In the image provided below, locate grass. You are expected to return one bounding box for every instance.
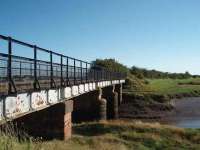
[1,120,200,150]
[124,77,200,100]
[1,77,200,149]
[144,78,200,95]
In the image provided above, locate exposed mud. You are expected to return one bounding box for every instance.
[119,94,200,128]
[119,93,173,121]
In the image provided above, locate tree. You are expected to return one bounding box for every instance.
[92,58,128,73]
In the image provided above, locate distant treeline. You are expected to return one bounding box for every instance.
[130,66,200,79]
[93,59,200,79]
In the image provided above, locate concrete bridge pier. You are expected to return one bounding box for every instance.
[13,100,74,140]
[103,85,119,119]
[97,88,107,121]
[72,88,107,123]
[115,83,123,106]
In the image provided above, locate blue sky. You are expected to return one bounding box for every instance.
[0,0,200,74]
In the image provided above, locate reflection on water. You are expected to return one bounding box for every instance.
[173,119,200,128]
[165,97,200,128]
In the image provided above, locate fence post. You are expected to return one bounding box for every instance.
[50,51,54,88]
[38,64,40,77]
[61,55,63,87]
[30,62,32,77]
[80,61,83,84]
[66,57,69,85]
[101,67,103,81]
[93,66,95,82]
[86,63,88,83]
[8,37,12,94]
[33,45,40,90]
[93,65,95,82]
[73,59,76,85]
[97,69,99,81]
[33,46,37,89]
[19,61,22,78]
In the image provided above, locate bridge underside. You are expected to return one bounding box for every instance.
[0,80,124,122]
[2,81,123,140]
[0,34,126,140]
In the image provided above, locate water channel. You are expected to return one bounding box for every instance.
[164,97,200,128]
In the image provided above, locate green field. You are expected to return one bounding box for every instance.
[1,120,200,150]
[144,78,200,95]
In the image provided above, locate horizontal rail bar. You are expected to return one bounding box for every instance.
[0,34,90,65]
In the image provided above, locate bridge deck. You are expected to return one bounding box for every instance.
[0,34,126,122]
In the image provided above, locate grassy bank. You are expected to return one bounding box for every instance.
[146,78,200,95]
[125,77,200,98]
[120,78,200,120]
[1,120,200,150]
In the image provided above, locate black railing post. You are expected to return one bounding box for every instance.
[60,55,64,87]
[80,61,83,84]
[66,56,69,85]
[73,59,76,85]
[104,69,106,81]
[30,63,32,77]
[47,65,48,76]
[56,66,58,78]
[104,68,106,81]
[8,37,12,93]
[19,61,22,78]
[86,63,88,83]
[105,70,107,80]
[93,66,95,82]
[96,69,98,82]
[38,64,40,77]
[33,45,37,89]
[100,68,103,81]
[107,70,109,80]
[93,66,96,82]
[50,51,54,88]
[101,68,103,81]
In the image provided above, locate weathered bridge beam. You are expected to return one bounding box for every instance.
[0,80,125,122]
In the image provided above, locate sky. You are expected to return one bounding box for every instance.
[0,0,200,74]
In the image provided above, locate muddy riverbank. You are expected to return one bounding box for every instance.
[119,93,200,128]
[119,93,173,120]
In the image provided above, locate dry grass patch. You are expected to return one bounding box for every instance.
[1,119,200,150]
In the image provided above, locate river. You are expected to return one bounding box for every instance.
[163,97,200,128]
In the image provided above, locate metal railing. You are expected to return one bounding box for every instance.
[0,35,126,96]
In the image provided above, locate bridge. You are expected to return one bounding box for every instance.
[0,35,126,140]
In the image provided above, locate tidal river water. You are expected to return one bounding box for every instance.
[163,97,200,128]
